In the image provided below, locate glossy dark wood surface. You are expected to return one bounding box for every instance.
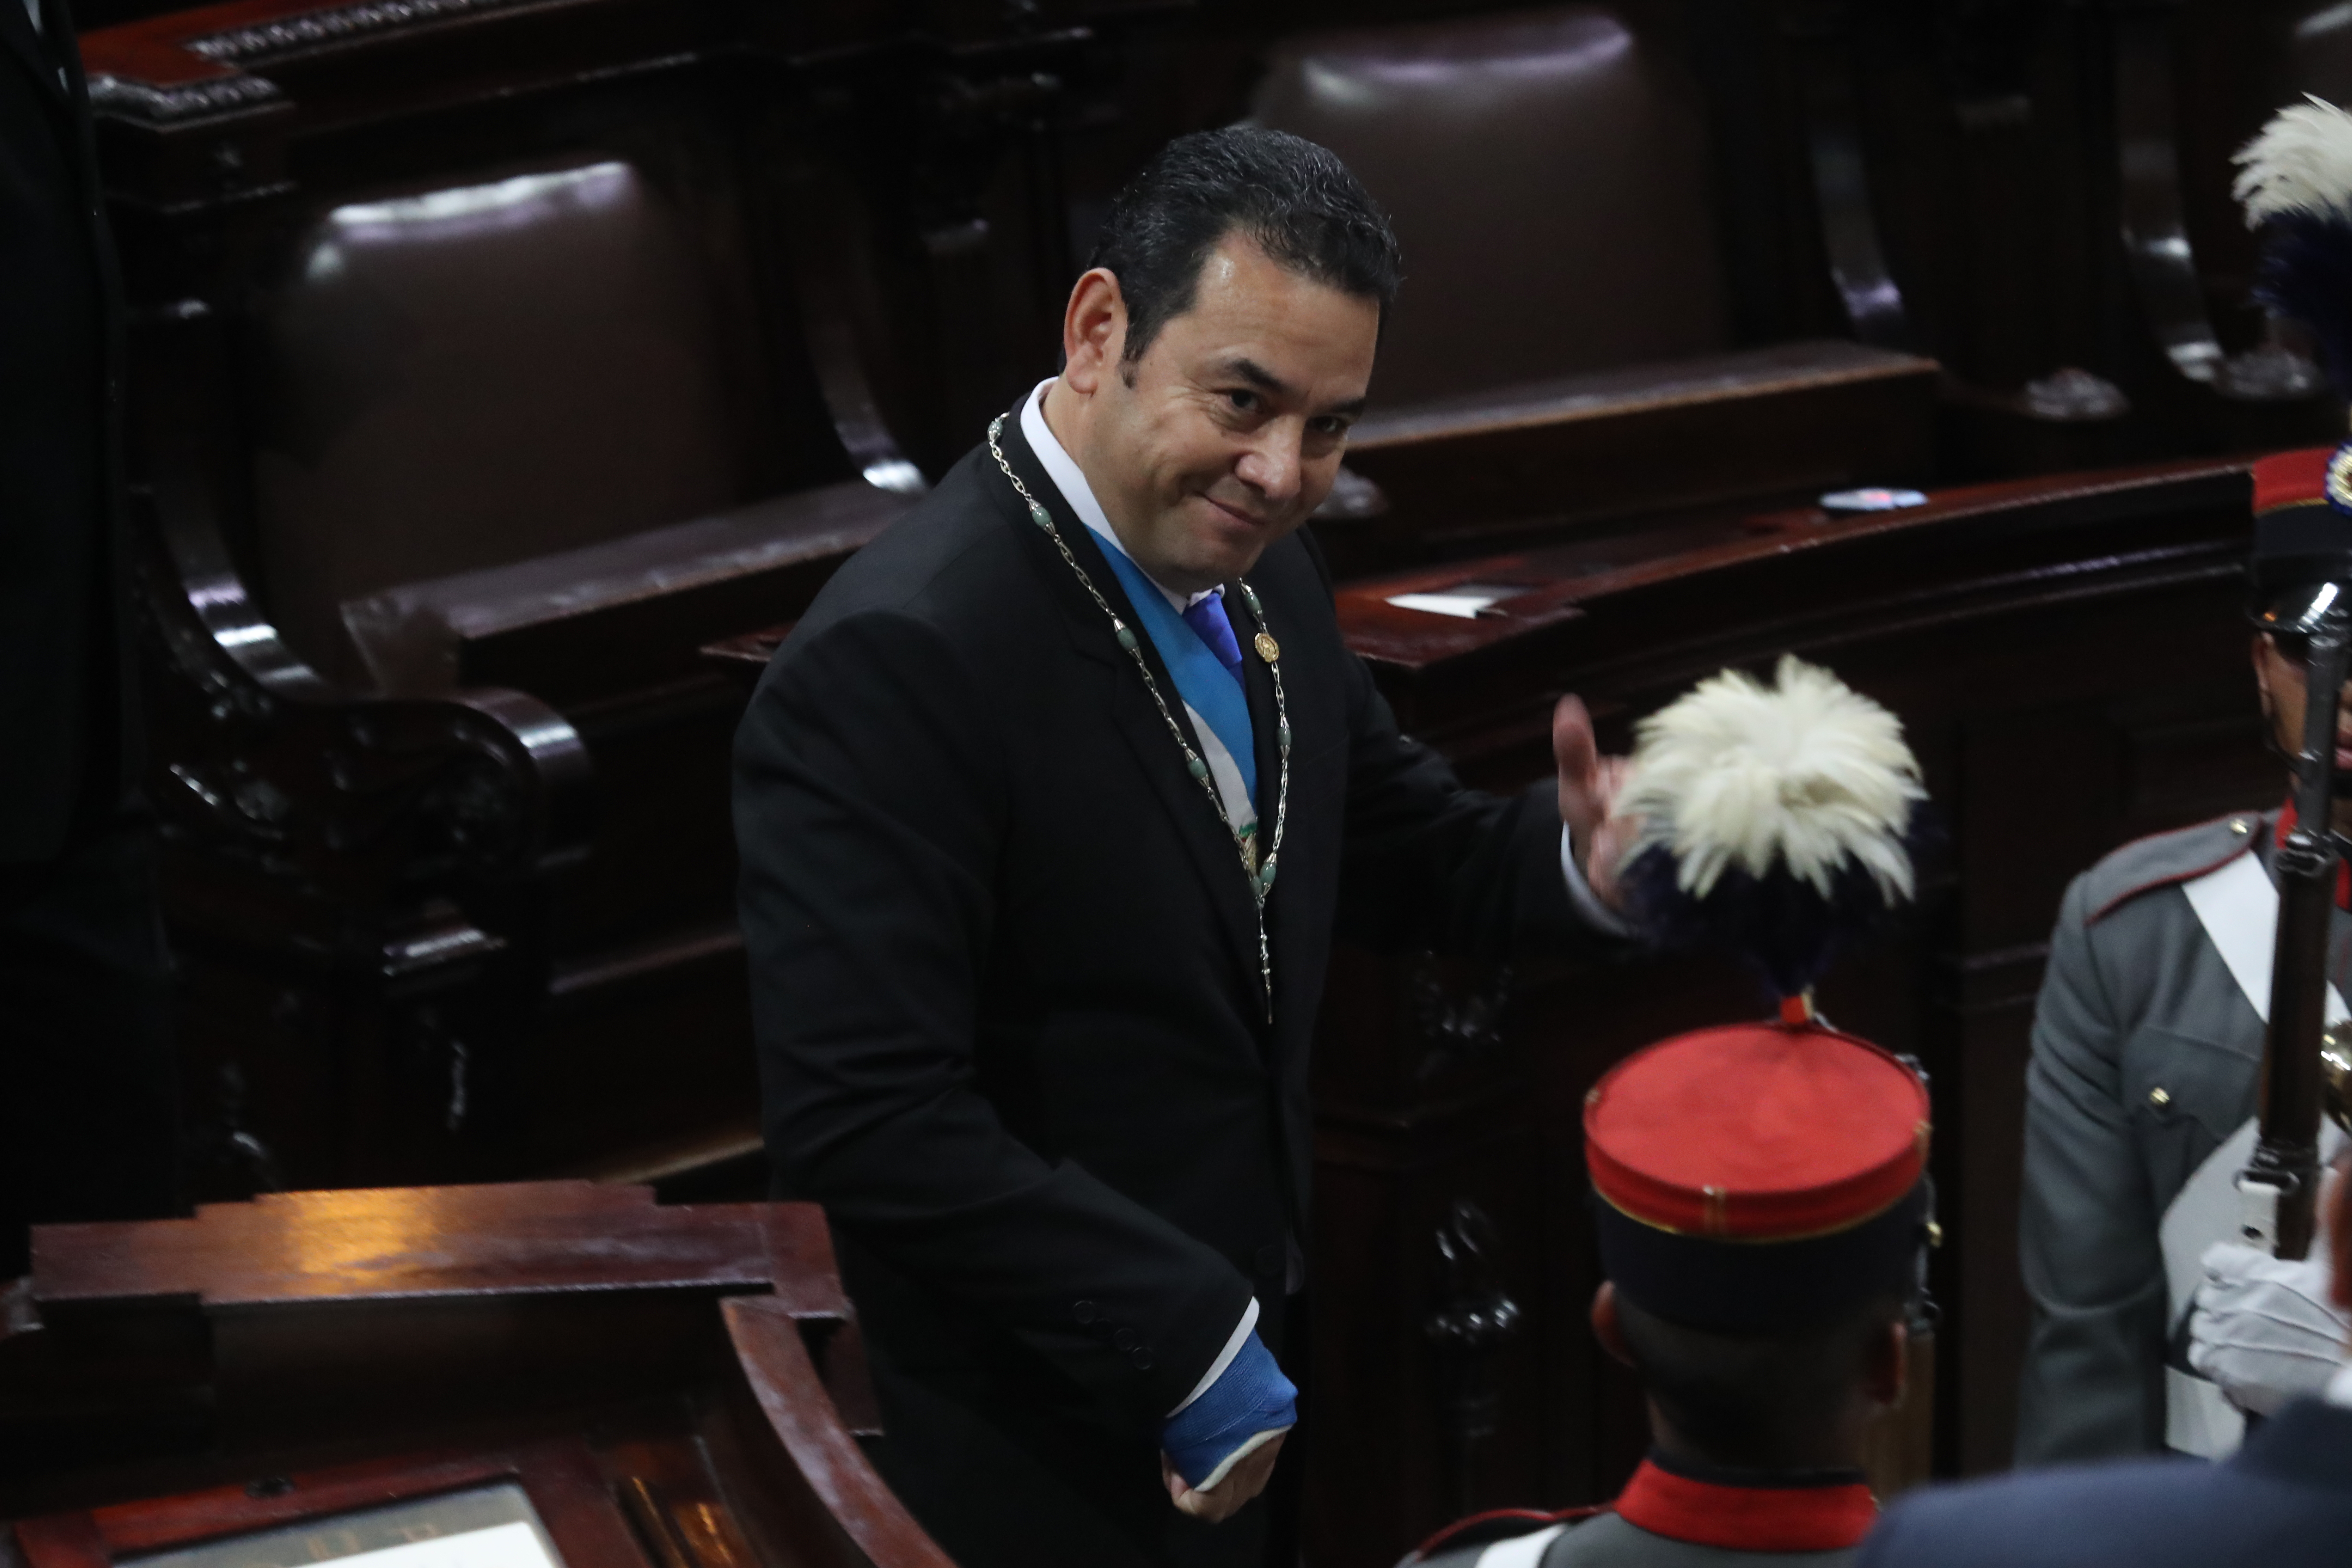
[29,1182,838,1311]
[2,1185,932,1568]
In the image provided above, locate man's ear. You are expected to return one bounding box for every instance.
[1591,1282,1635,1369]
[1060,268,1127,396]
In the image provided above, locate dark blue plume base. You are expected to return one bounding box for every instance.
[1620,806,1933,999]
[2255,211,2352,403]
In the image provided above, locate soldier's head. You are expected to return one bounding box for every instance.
[1583,1014,1935,1473]
[1592,1285,1910,1471]
[2247,448,2352,796]
[1049,127,1401,594]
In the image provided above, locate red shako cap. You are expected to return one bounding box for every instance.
[1584,1021,1930,1240]
[2252,447,2332,515]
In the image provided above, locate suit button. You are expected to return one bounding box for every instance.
[1131,1347,1155,1370]
[1113,1327,1139,1352]
[1253,1243,1283,1279]
[1073,1300,1098,1325]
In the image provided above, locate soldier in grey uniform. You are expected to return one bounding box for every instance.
[2015,445,2352,1464]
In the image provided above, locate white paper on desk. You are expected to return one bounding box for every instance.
[1384,583,1521,619]
[130,1488,567,1568]
[315,1523,559,1568]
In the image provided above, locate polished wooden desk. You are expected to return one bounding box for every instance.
[0,1184,944,1568]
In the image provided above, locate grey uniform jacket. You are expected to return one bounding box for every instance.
[1421,1513,1856,1568]
[2014,806,2352,1463]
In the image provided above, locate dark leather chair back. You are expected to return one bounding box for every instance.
[1251,4,1732,408]
[249,155,754,686]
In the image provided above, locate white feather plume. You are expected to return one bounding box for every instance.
[2233,94,2352,227]
[1616,655,1923,902]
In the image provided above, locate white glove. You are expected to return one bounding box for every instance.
[2187,1236,2351,1415]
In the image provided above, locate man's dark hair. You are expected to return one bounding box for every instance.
[1085,126,1403,366]
[1614,1291,1907,1469]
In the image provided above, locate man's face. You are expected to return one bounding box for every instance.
[1079,234,1378,593]
[2255,632,2352,784]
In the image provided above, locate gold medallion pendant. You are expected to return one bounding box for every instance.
[1255,631,1280,663]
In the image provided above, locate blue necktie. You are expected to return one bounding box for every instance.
[1182,593,1246,692]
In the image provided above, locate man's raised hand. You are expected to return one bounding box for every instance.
[1555,694,1635,910]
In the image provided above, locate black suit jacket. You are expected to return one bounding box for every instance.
[0,0,132,863]
[734,411,1594,1565]
[1860,1396,2352,1568]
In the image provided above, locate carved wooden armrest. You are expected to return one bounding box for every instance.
[132,489,597,902]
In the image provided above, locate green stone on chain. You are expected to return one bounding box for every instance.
[1028,502,1053,529]
[1258,856,1278,891]
[1115,623,1138,652]
[1187,756,1210,780]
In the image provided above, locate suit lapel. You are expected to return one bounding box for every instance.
[987,411,1272,1019]
[1,0,65,110]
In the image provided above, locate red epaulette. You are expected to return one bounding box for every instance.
[2083,811,2268,927]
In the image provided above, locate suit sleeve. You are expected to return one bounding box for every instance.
[1328,647,1596,960]
[2014,872,2167,1463]
[734,608,1251,1427]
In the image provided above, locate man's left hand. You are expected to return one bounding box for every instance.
[1555,695,1636,910]
[1162,1430,1286,1522]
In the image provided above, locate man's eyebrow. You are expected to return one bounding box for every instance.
[1218,357,1292,396]
[1216,357,1368,417]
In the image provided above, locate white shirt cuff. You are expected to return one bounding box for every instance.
[1170,1296,1259,1417]
[1561,827,1634,938]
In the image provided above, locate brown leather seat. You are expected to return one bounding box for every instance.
[248,155,757,689]
[1252,4,1732,409]
[1251,5,1934,561]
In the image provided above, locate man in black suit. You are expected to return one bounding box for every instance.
[0,0,177,1277]
[735,128,1633,1567]
[1859,1152,2352,1568]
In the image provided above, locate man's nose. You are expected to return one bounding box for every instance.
[1234,428,1302,505]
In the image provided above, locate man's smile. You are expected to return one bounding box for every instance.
[1200,493,1275,531]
